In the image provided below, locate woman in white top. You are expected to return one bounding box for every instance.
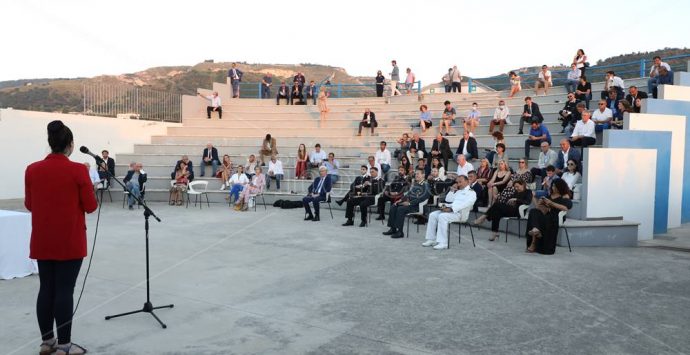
[573,49,587,76]
[561,159,581,190]
[430,157,446,180]
[227,165,249,203]
[509,71,521,98]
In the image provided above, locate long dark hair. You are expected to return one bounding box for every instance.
[47,120,73,154]
[552,178,573,199]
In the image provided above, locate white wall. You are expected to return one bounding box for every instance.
[659,84,690,101]
[625,113,686,228]
[0,109,180,199]
[583,148,657,240]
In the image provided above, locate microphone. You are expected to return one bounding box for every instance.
[80,146,104,163]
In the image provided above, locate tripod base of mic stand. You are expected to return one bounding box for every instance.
[105,302,174,328]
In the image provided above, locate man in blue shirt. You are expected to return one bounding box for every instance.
[524,121,551,160]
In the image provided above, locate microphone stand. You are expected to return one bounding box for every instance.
[89,156,174,329]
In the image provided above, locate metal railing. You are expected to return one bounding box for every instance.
[233,81,422,99]
[469,54,690,91]
[83,84,182,122]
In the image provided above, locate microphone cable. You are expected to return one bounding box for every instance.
[72,187,105,316]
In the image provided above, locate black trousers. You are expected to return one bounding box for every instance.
[303,195,326,217]
[570,137,596,148]
[376,84,384,97]
[346,196,376,221]
[524,139,545,159]
[36,259,83,343]
[276,93,289,105]
[486,203,518,232]
[451,82,461,92]
[377,194,397,216]
[358,121,376,134]
[207,106,222,118]
[387,203,413,231]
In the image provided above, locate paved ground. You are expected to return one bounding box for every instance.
[2,200,690,355]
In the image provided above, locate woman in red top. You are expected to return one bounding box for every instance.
[25,120,97,355]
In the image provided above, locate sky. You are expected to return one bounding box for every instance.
[2,0,689,86]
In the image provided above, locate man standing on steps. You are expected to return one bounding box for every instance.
[198,91,222,119]
[450,65,462,93]
[389,60,401,97]
[261,73,273,99]
[228,63,243,98]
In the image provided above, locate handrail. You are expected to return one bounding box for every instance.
[234,81,422,99]
[468,54,690,91]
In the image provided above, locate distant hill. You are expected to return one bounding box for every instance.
[0,62,373,113]
[473,47,690,90]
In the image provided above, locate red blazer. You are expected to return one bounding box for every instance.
[25,154,98,260]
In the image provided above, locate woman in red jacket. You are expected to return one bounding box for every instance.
[25,120,97,355]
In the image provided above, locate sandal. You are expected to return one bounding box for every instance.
[176,200,183,206]
[55,342,88,355]
[39,338,57,355]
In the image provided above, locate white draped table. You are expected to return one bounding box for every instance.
[0,210,37,280]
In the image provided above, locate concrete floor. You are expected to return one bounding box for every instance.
[2,201,690,355]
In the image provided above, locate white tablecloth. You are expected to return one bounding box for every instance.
[0,210,37,280]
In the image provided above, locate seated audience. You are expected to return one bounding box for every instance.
[415,157,430,178]
[531,141,558,180]
[234,166,265,211]
[592,99,613,131]
[396,133,411,160]
[653,66,674,99]
[455,154,474,177]
[601,71,625,99]
[303,166,332,221]
[276,82,289,105]
[123,162,147,210]
[613,100,633,129]
[366,155,382,178]
[487,159,511,205]
[358,108,378,136]
[490,100,509,133]
[376,166,411,221]
[218,154,233,190]
[305,80,317,105]
[259,134,278,166]
[309,143,327,168]
[467,170,484,211]
[429,157,446,180]
[519,97,544,135]
[440,100,456,136]
[337,166,369,206]
[456,130,478,161]
[555,139,581,175]
[474,179,532,241]
[245,155,258,179]
[526,179,573,254]
[383,170,431,239]
[290,80,304,104]
[569,110,596,153]
[172,155,195,181]
[524,121,551,160]
[200,142,219,177]
[485,131,505,165]
[536,165,559,198]
[342,167,386,227]
[84,162,103,189]
[509,71,522,98]
[647,56,672,95]
[564,64,581,93]
[227,165,249,203]
[171,161,190,206]
[98,150,116,186]
[266,155,284,190]
[400,156,412,176]
[558,93,578,133]
[296,143,308,179]
[407,133,426,160]
[323,153,340,183]
[431,133,452,168]
[464,103,481,135]
[375,141,392,176]
[491,143,509,169]
[606,89,621,122]
[421,175,476,249]
[475,158,492,186]
[561,159,581,190]
[414,105,433,133]
[575,75,592,109]
[625,86,648,114]
[535,65,552,96]
[564,102,586,137]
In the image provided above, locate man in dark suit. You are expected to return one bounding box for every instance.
[519,96,544,134]
[343,167,386,227]
[293,72,306,88]
[358,108,378,136]
[383,170,431,239]
[98,150,116,184]
[228,63,243,98]
[336,166,369,206]
[172,155,195,182]
[123,162,147,210]
[276,82,289,105]
[290,80,304,105]
[455,130,478,161]
[468,170,484,211]
[200,143,219,177]
[305,81,317,105]
[408,133,426,160]
[303,167,332,221]
[376,166,411,220]
[430,133,452,168]
[555,139,582,174]
[625,86,648,113]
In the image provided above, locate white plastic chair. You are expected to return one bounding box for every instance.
[187,181,210,209]
[503,204,530,243]
[404,199,429,237]
[558,210,572,252]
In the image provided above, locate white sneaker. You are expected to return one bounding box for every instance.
[433,244,448,250]
[220,184,226,190]
[421,240,438,247]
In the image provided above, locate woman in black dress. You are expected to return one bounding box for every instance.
[375,70,385,97]
[525,179,572,254]
[474,179,532,241]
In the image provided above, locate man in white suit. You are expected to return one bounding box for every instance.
[421,175,477,250]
